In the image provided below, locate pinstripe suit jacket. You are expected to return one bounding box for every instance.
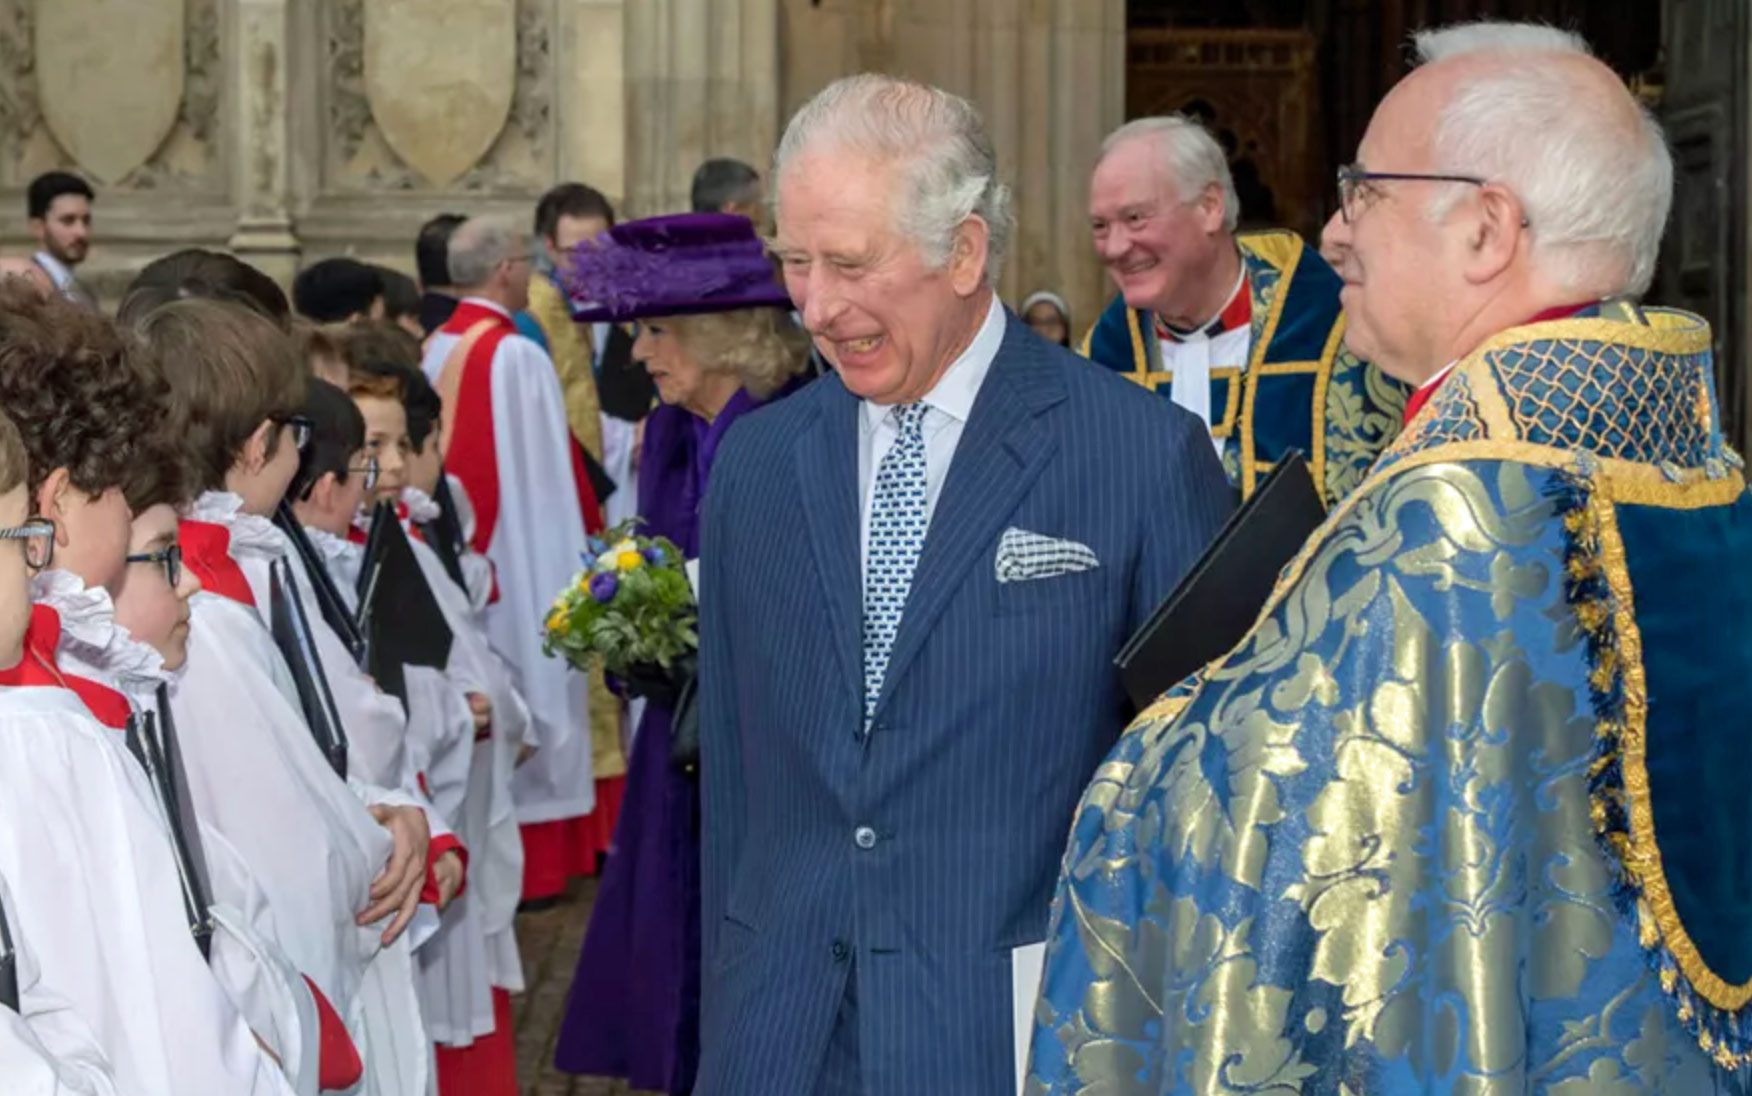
[695,313,1233,1095]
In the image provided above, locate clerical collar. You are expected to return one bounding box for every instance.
[1154,264,1250,344]
[1404,300,1601,425]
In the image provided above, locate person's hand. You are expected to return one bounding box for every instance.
[516,743,538,766]
[358,803,430,945]
[432,850,465,911]
[467,692,492,734]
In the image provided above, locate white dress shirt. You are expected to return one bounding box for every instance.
[858,294,1006,573]
[1156,265,1250,457]
[31,251,74,292]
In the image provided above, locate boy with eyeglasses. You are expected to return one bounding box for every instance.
[295,374,510,1094]
[130,295,442,1096]
[0,284,298,1095]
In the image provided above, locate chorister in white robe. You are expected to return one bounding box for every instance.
[34,570,325,1095]
[0,871,120,1096]
[423,297,596,826]
[402,487,528,996]
[174,495,432,1096]
[306,522,496,1046]
[0,681,295,1096]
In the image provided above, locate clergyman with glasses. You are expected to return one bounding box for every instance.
[1079,114,1406,506]
[1029,21,1752,1093]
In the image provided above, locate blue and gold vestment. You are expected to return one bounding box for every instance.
[1082,231,1407,506]
[1033,305,1752,1094]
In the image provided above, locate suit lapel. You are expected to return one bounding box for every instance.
[794,379,865,702]
[872,318,1064,720]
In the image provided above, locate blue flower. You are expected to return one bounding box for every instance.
[588,571,619,603]
[642,545,666,566]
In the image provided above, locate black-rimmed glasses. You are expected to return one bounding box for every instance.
[1336,164,1487,224]
[273,414,314,452]
[0,519,55,572]
[125,543,183,588]
[350,455,381,492]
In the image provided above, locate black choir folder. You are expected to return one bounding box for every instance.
[1115,452,1326,710]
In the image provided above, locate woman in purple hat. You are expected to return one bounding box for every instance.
[552,213,809,1093]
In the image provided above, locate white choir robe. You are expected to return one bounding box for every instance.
[402,488,529,994]
[0,685,295,1096]
[36,570,323,1094]
[423,297,595,827]
[1159,324,1251,458]
[445,474,503,620]
[305,524,497,1045]
[0,872,120,1096]
[600,414,639,529]
[173,496,432,1096]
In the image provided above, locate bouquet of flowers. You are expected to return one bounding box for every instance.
[542,521,696,692]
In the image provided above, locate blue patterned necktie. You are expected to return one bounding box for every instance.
[862,402,931,726]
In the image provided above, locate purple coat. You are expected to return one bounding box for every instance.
[554,377,798,1092]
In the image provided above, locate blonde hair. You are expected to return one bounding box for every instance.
[666,308,810,399]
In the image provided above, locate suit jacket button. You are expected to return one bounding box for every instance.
[831,939,850,961]
[854,825,878,850]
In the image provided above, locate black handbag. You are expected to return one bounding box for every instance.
[668,670,700,779]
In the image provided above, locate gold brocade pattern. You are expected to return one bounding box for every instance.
[1033,308,1748,1093]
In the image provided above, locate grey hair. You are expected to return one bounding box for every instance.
[1099,116,1240,233]
[774,74,1014,287]
[1414,22,1673,296]
[446,216,523,289]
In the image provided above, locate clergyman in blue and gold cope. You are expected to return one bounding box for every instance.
[1032,21,1752,1096]
[1082,230,1406,507]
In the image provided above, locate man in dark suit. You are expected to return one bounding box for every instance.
[696,74,1233,1096]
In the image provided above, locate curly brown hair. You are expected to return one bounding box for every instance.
[132,297,309,494]
[0,280,172,502]
[340,320,424,373]
[0,406,28,499]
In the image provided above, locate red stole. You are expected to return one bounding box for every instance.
[0,604,132,729]
[435,302,604,558]
[180,520,256,608]
[1404,301,1597,426]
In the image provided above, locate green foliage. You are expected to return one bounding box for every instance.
[540,519,698,679]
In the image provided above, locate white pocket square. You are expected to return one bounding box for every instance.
[995,527,1099,584]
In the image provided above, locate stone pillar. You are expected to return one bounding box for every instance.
[624,0,782,217]
[229,0,299,285]
[557,0,628,208]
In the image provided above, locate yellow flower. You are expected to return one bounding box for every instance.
[546,607,565,633]
[617,550,643,572]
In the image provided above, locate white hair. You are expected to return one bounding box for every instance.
[447,216,523,289]
[1414,22,1672,297]
[773,74,1014,287]
[1099,116,1240,233]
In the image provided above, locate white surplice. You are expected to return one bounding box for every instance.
[171,494,432,1096]
[402,487,528,995]
[0,871,120,1096]
[35,570,324,1095]
[306,522,497,1045]
[423,298,595,826]
[0,683,295,1095]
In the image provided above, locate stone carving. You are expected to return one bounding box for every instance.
[363,0,515,187]
[324,0,553,193]
[35,0,185,184]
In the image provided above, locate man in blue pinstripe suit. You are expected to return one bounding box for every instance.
[694,74,1233,1095]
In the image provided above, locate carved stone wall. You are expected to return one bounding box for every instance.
[3,0,1114,317]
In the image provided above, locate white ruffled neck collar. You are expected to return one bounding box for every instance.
[401,487,440,524]
[33,569,170,691]
[189,490,287,559]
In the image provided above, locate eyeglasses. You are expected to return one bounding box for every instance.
[273,414,314,452]
[350,455,381,492]
[1336,164,1488,224]
[125,543,182,588]
[0,519,55,572]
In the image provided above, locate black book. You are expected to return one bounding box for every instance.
[268,557,351,778]
[419,476,469,594]
[356,502,454,709]
[126,703,215,961]
[276,501,366,664]
[0,883,15,1012]
[1114,451,1327,710]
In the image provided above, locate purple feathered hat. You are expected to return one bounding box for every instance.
[560,212,792,323]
